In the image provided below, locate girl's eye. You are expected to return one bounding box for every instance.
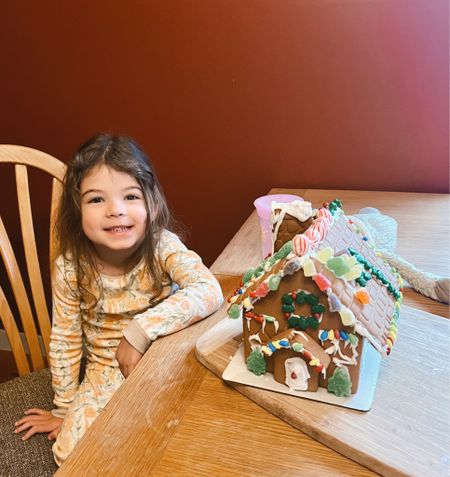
[125,194,140,200]
[87,196,103,204]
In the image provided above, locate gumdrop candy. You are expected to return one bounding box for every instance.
[343,264,363,281]
[302,258,317,277]
[315,247,334,264]
[228,303,242,319]
[284,257,302,275]
[268,275,281,291]
[312,273,331,291]
[354,288,371,305]
[326,256,351,276]
[339,306,356,326]
[327,293,341,312]
[255,282,269,297]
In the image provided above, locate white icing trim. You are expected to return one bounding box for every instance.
[354,320,384,355]
[249,333,262,345]
[291,330,309,341]
[270,201,313,254]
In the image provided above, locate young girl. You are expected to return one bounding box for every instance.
[14,133,223,465]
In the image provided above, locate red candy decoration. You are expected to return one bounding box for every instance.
[255,282,269,297]
[312,273,331,291]
[291,372,297,380]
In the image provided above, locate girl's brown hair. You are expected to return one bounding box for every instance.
[55,133,172,305]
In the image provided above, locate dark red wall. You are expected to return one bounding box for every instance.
[1,0,448,266]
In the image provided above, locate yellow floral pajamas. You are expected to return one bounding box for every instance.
[49,230,222,465]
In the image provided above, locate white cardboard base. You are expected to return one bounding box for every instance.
[222,339,381,411]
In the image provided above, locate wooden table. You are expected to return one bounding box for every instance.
[55,189,449,477]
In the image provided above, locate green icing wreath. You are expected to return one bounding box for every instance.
[282,290,325,331]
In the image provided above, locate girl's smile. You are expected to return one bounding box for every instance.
[80,165,148,271]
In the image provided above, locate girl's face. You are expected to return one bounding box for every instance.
[80,165,148,268]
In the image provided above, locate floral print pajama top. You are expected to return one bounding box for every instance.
[48,230,223,465]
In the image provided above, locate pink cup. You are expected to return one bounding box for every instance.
[254,194,303,258]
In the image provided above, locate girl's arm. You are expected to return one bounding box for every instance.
[123,231,223,353]
[48,257,83,419]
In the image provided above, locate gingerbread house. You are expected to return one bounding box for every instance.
[227,199,402,397]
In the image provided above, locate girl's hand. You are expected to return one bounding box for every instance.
[116,337,144,378]
[14,409,63,441]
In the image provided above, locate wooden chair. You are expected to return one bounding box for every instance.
[0,145,66,476]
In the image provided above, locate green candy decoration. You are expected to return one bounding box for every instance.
[306,317,319,330]
[228,303,242,319]
[299,316,308,329]
[312,304,325,314]
[285,290,324,332]
[282,294,294,304]
[305,294,319,306]
[288,316,300,328]
[328,366,352,397]
[246,349,266,376]
[327,256,351,276]
[263,315,276,322]
[282,304,295,313]
[328,199,343,215]
[243,268,255,284]
[292,342,304,352]
[272,241,293,261]
[268,275,281,291]
[348,333,358,346]
[295,291,307,304]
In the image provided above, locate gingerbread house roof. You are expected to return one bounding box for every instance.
[227,201,402,356]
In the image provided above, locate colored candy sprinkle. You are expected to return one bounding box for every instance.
[292,343,304,352]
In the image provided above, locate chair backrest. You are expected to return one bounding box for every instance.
[0,145,66,376]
